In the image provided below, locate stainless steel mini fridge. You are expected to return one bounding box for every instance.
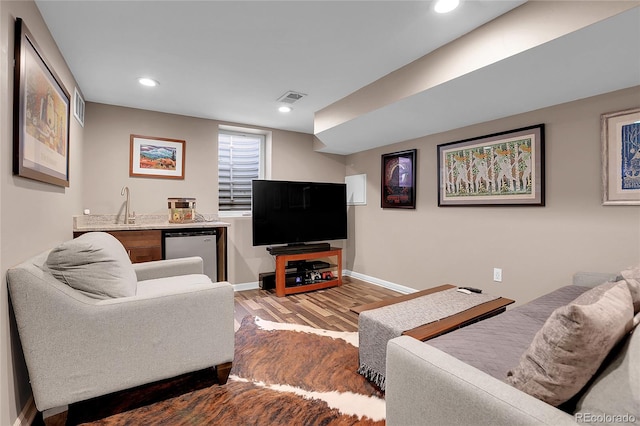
[164,229,217,281]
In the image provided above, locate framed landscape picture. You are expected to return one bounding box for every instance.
[601,107,640,205]
[130,135,185,179]
[13,18,70,187]
[437,124,545,206]
[381,149,417,209]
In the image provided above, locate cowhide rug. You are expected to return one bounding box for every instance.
[58,316,384,425]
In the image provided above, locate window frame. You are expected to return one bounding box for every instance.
[217,126,269,217]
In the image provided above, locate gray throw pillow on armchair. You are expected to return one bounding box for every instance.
[46,232,137,299]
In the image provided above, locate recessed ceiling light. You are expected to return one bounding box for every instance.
[278,106,292,113]
[434,0,460,14]
[138,77,159,87]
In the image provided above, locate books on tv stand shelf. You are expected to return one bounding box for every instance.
[271,247,342,297]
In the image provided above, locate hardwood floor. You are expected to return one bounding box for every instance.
[234,276,402,332]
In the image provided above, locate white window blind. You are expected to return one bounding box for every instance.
[218,131,263,212]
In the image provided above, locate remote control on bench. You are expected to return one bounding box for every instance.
[458,286,482,293]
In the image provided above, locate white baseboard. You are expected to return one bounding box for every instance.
[343,270,415,294]
[232,271,416,295]
[14,396,36,426]
[232,281,259,292]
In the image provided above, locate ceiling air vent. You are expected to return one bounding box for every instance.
[277,91,307,104]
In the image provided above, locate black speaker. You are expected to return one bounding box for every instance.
[259,272,275,290]
[259,271,307,289]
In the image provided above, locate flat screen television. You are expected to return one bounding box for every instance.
[252,180,347,247]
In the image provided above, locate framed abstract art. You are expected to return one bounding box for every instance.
[601,107,640,205]
[381,149,417,209]
[13,18,70,187]
[437,125,545,206]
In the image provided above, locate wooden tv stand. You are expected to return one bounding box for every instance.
[274,247,342,297]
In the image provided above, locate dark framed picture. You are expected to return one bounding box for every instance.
[601,107,640,205]
[381,149,417,209]
[130,134,185,179]
[437,124,545,206]
[13,18,70,187]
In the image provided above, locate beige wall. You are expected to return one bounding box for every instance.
[82,103,347,285]
[1,1,85,424]
[344,87,640,305]
[82,103,220,214]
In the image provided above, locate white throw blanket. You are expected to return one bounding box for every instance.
[358,288,498,390]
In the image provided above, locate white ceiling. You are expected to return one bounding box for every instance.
[316,5,640,154]
[35,1,639,155]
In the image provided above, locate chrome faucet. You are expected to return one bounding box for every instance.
[120,186,135,224]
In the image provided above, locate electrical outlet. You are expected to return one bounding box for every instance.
[493,268,503,282]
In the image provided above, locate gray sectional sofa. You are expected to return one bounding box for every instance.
[386,271,640,425]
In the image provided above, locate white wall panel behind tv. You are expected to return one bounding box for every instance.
[346,174,366,206]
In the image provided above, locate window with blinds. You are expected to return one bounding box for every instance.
[218,131,264,212]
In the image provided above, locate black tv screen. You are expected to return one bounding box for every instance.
[252,180,347,246]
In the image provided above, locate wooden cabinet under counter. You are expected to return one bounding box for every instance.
[73,230,162,263]
[72,226,228,281]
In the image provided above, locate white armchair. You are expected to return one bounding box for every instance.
[7,232,235,412]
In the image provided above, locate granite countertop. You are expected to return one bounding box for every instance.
[73,214,230,232]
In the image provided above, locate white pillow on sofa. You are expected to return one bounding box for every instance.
[46,232,137,299]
